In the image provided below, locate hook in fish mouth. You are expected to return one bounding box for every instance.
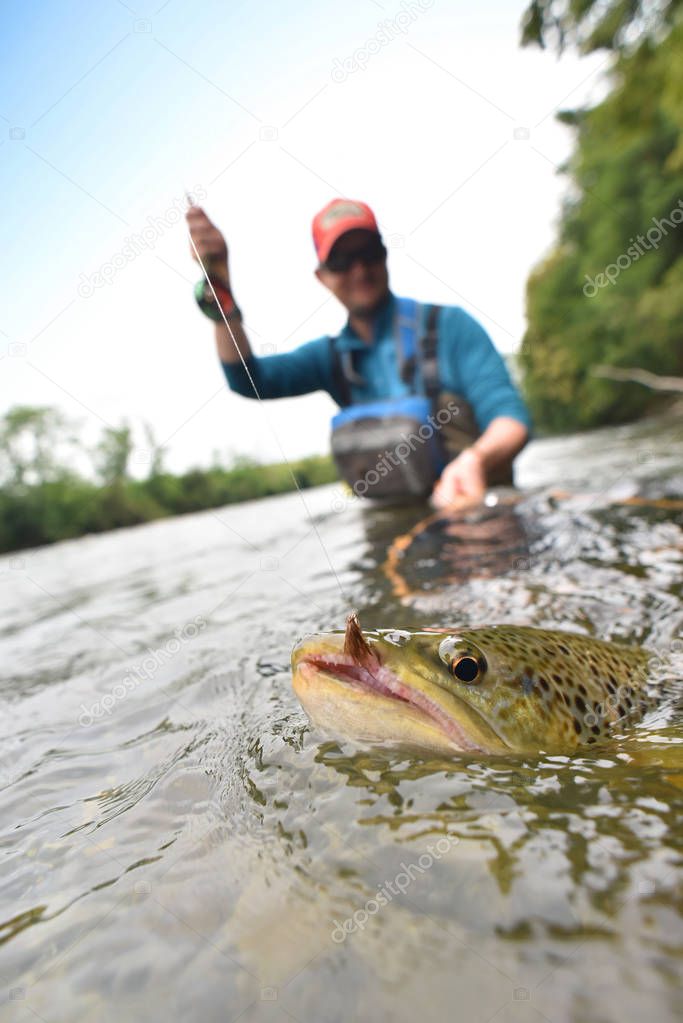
[344,611,380,671]
[292,614,490,752]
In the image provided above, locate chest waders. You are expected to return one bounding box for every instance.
[328,298,511,500]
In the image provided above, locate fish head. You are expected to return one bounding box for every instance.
[291,614,546,754]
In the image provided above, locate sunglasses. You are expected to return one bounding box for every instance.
[322,237,387,273]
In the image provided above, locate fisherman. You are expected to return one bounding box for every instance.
[186,198,531,508]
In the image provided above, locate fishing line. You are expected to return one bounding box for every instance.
[185,201,349,605]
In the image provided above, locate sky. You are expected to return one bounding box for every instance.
[1,0,609,474]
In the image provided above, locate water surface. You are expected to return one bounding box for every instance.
[1,412,682,1022]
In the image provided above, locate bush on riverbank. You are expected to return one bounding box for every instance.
[0,406,338,553]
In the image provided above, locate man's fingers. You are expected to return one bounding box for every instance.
[187,222,225,258]
[186,208,216,234]
[189,227,219,246]
[430,490,473,512]
[189,232,224,250]
[432,471,468,509]
[185,213,225,245]
[185,208,229,275]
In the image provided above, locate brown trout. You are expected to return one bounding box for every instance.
[291,614,655,754]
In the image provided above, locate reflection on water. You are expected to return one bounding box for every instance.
[381,496,530,599]
[0,412,682,1022]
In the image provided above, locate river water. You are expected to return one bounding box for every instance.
[1,411,682,1023]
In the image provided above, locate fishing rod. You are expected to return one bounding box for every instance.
[184,191,350,606]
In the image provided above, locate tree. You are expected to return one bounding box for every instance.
[517,7,683,432]
[142,422,166,478]
[95,422,134,485]
[0,405,78,488]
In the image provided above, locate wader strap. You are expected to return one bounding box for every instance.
[328,336,351,407]
[330,299,441,406]
[395,297,420,385]
[419,304,441,402]
[395,299,441,398]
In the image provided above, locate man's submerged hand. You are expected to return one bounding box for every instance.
[430,448,486,511]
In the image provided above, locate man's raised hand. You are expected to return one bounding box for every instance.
[186,205,229,286]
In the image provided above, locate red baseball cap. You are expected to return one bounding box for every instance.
[312,198,380,264]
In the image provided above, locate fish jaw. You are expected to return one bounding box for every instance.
[291,634,508,755]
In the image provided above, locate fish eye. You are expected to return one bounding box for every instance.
[451,655,483,684]
[438,638,487,683]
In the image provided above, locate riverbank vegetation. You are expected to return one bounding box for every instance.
[0,406,337,553]
[519,0,683,432]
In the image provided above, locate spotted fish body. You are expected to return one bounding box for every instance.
[291,618,655,755]
[440,626,653,751]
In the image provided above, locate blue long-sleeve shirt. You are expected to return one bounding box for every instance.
[221,292,531,433]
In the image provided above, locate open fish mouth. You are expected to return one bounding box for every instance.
[290,609,509,757]
[296,630,492,752]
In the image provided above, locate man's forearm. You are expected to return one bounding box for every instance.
[470,416,529,472]
[214,317,252,364]
[200,260,252,364]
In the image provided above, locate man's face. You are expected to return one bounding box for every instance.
[315,229,389,316]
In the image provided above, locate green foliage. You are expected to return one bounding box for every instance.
[518,16,683,432]
[0,404,338,553]
[521,0,683,54]
[0,405,78,487]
